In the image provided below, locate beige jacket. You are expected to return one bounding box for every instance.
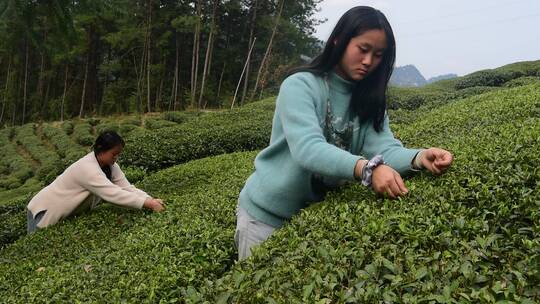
[27,152,150,228]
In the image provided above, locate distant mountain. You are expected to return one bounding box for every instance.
[427,73,458,83]
[390,65,457,87]
[390,65,427,87]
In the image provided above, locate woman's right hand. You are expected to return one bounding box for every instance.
[371,165,408,199]
[144,198,165,212]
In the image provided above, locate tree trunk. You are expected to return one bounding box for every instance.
[61,65,68,122]
[231,37,256,109]
[79,53,89,118]
[171,32,180,110]
[241,0,258,105]
[155,55,165,111]
[199,0,218,108]
[190,0,202,108]
[215,62,226,108]
[0,57,11,125]
[22,41,29,125]
[146,0,153,113]
[37,52,46,118]
[251,0,284,101]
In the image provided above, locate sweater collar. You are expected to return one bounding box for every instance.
[328,71,354,94]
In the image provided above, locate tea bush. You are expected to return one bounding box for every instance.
[0,152,257,303]
[144,117,179,130]
[194,84,540,303]
[162,111,202,124]
[14,124,61,184]
[454,69,522,90]
[41,124,87,166]
[72,121,94,146]
[1,82,538,303]
[503,76,540,88]
[121,99,275,171]
[0,129,33,188]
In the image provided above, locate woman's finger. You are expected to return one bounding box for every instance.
[394,172,408,194]
[387,180,402,199]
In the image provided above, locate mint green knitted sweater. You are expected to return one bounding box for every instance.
[239,71,420,227]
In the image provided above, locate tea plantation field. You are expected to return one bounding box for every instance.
[0,61,539,303]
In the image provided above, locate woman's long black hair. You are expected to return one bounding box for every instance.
[290,6,396,132]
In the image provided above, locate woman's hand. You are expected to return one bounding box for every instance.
[417,148,453,175]
[144,198,165,212]
[372,165,408,199]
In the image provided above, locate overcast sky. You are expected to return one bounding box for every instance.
[313,0,540,79]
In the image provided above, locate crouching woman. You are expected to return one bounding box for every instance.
[26,131,164,234]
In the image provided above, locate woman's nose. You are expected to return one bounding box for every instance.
[362,53,373,67]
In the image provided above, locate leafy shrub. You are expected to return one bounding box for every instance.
[2,84,538,302]
[14,124,61,184]
[503,76,540,88]
[95,122,120,134]
[387,87,445,110]
[61,121,74,135]
[122,166,147,184]
[121,99,275,171]
[454,70,523,90]
[0,130,34,185]
[0,194,33,250]
[162,111,202,124]
[42,124,87,167]
[73,122,94,146]
[87,118,101,126]
[122,117,142,126]
[144,118,178,130]
[445,86,501,101]
[0,152,257,302]
[194,84,540,303]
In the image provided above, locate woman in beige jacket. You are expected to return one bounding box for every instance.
[26,131,164,233]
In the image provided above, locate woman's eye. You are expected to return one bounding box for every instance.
[359,46,368,53]
[375,52,383,58]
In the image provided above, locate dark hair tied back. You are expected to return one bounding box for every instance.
[93,131,125,154]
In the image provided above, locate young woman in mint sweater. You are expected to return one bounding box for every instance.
[235,6,454,260]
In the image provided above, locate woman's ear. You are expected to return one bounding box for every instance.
[333,39,338,45]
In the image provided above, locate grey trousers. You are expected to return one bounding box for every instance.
[234,206,276,261]
[27,209,46,234]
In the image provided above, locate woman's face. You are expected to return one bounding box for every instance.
[335,29,387,81]
[97,145,123,167]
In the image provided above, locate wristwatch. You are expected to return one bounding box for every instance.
[361,154,385,187]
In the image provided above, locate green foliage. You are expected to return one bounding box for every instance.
[0,129,33,187]
[144,118,178,130]
[0,152,257,303]
[0,194,34,250]
[0,83,538,302]
[62,121,74,135]
[121,99,275,171]
[503,76,540,88]
[122,166,146,184]
[387,87,445,110]
[454,70,523,90]
[42,124,87,167]
[14,124,61,184]
[162,111,202,124]
[73,121,94,146]
[194,84,540,302]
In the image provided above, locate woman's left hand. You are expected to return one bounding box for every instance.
[418,148,453,175]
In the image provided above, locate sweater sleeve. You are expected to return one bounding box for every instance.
[79,168,146,209]
[277,74,363,180]
[361,114,421,175]
[111,164,151,199]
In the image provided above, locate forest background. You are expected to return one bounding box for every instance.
[0,0,322,125]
